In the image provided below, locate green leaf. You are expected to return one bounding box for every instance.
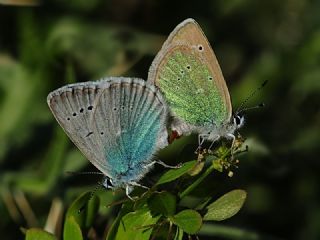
[147,192,176,217]
[212,159,224,172]
[204,189,247,221]
[157,161,196,185]
[133,190,153,211]
[174,227,184,240]
[188,161,205,176]
[105,201,134,240]
[63,216,83,240]
[25,228,57,240]
[114,207,160,240]
[171,210,202,234]
[85,193,100,228]
[66,191,100,228]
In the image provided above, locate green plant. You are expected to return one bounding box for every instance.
[24,140,248,240]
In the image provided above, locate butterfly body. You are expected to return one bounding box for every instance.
[47,77,168,193]
[148,19,244,147]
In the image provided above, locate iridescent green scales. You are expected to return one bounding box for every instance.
[158,51,228,127]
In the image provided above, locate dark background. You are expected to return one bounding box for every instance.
[0,0,319,239]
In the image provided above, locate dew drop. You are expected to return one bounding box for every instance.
[198,45,203,51]
[73,113,77,116]
[80,108,84,113]
[88,106,93,110]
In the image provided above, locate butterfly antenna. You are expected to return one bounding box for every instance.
[66,171,104,176]
[235,80,268,115]
[237,103,265,114]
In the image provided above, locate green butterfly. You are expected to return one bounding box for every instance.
[148,18,244,148]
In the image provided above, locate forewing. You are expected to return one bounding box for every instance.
[152,45,229,135]
[148,18,232,128]
[47,80,112,176]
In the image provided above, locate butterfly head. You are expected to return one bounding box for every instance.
[232,114,245,130]
[102,177,114,189]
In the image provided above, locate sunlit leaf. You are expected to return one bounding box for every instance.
[25,228,57,240]
[105,201,134,240]
[204,189,247,221]
[63,216,83,240]
[113,207,160,240]
[171,210,202,234]
[157,161,196,185]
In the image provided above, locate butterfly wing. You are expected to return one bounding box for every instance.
[48,77,168,183]
[47,79,115,175]
[91,78,168,183]
[148,18,232,134]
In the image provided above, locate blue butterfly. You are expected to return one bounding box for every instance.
[47,77,169,198]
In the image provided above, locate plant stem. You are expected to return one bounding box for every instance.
[179,164,215,199]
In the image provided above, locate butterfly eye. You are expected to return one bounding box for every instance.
[233,115,244,127]
[104,177,113,189]
[235,116,241,125]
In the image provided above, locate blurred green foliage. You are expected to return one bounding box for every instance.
[0,0,319,239]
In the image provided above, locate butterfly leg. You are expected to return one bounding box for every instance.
[227,133,236,155]
[130,182,149,189]
[156,160,182,169]
[125,185,134,201]
[144,160,181,169]
[125,183,149,200]
[195,134,208,153]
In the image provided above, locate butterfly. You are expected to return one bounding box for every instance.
[47,77,169,197]
[148,18,244,149]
